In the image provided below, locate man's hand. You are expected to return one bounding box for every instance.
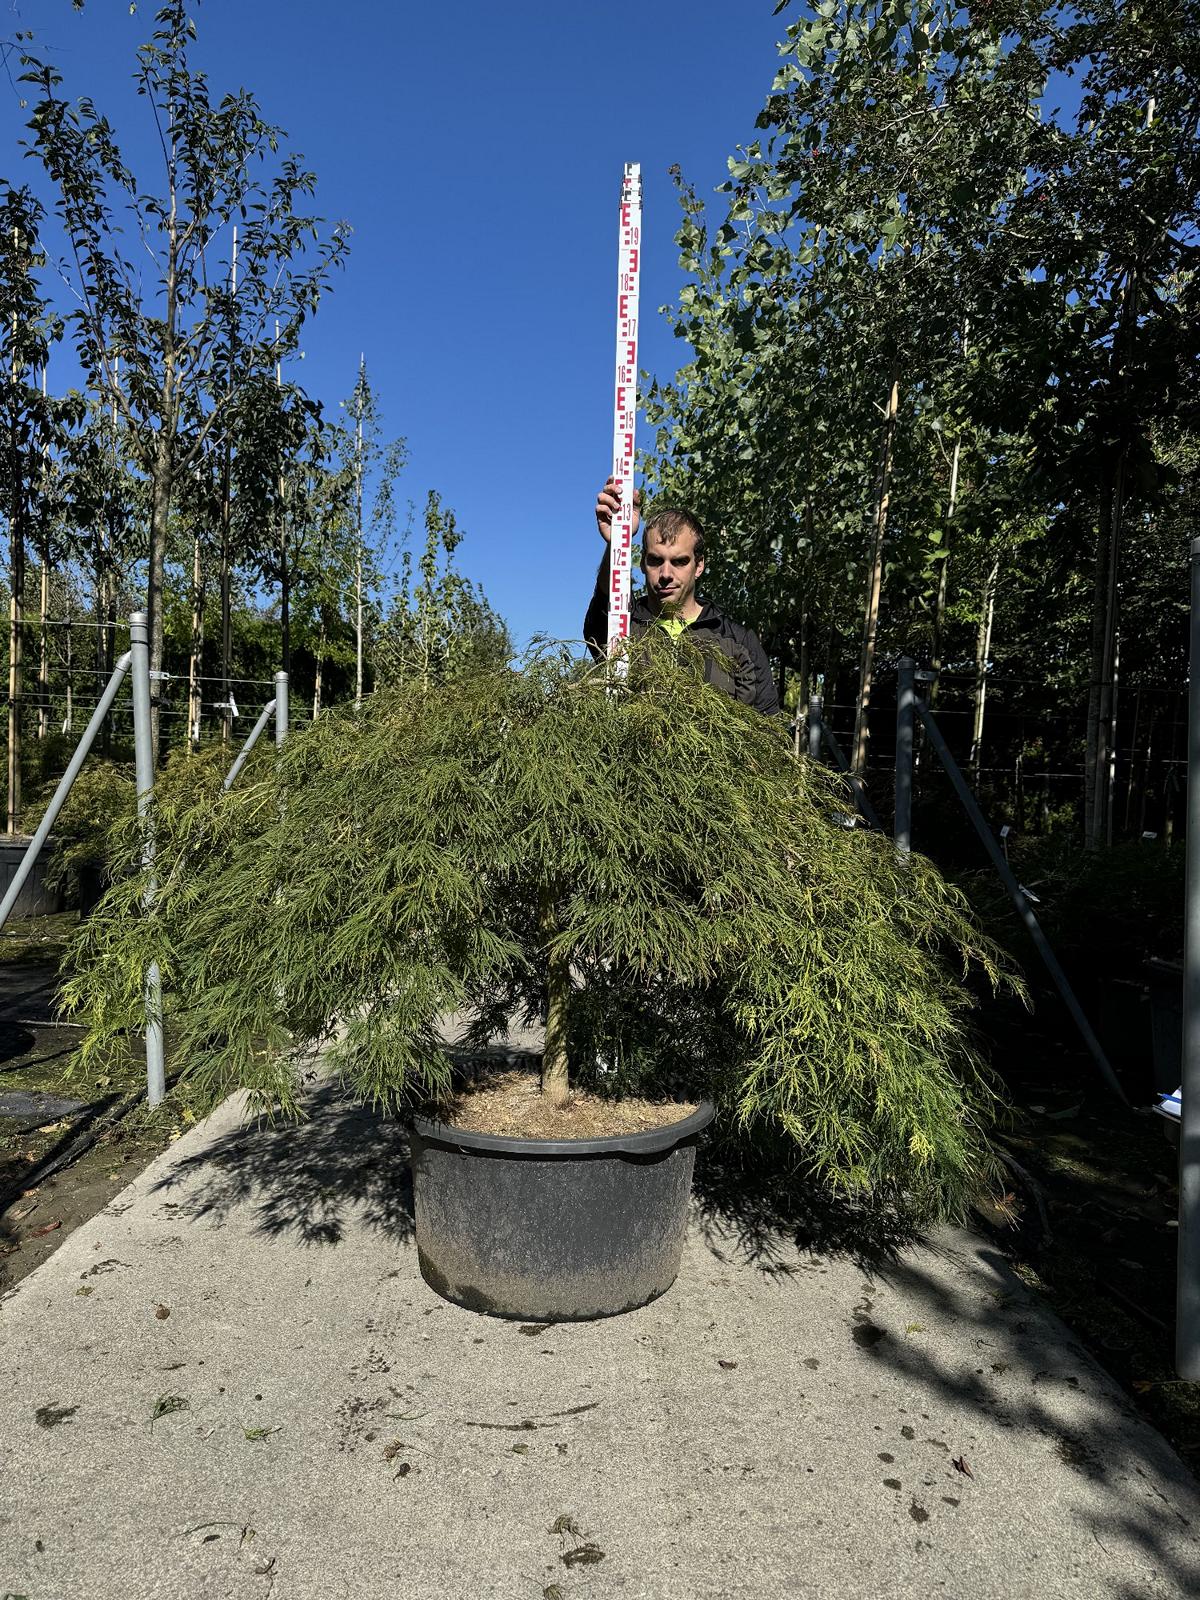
[595,477,641,545]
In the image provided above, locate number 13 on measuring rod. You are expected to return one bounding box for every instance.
[607,162,642,670]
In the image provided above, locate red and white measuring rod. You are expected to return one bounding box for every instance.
[607,162,642,667]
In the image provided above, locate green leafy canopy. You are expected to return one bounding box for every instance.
[62,640,1019,1220]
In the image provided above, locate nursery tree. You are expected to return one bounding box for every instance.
[0,185,77,830]
[64,639,1014,1220]
[376,490,510,688]
[20,0,349,750]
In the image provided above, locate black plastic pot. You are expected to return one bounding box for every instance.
[409,1100,714,1321]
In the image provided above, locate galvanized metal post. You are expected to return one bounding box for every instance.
[895,657,915,856]
[1176,537,1200,1377]
[808,696,822,762]
[817,718,885,833]
[129,611,165,1107]
[0,649,132,933]
[274,671,288,748]
[222,699,277,792]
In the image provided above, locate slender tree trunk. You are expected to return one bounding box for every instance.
[7,504,23,834]
[540,886,571,1109]
[187,533,204,749]
[929,435,962,708]
[794,608,810,758]
[354,363,364,710]
[37,546,48,741]
[851,366,899,776]
[1123,687,1142,835]
[279,539,291,681]
[969,557,1000,784]
[148,434,173,762]
[312,616,325,720]
[63,601,72,734]
[1087,459,1124,848]
[1086,263,1138,849]
[220,231,238,745]
[220,452,232,745]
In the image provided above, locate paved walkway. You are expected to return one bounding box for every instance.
[2,1080,1199,1599]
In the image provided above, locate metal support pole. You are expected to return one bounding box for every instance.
[895,657,915,856]
[274,671,288,749]
[916,695,1128,1107]
[819,719,885,832]
[0,650,132,933]
[222,699,277,792]
[130,611,165,1108]
[1176,537,1200,1376]
[807,696,823,762]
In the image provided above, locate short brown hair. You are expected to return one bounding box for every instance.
[644,507,706,559]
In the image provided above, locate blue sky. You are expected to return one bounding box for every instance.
[1,0,796,647]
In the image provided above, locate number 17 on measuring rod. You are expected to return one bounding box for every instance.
[607,162,642,671]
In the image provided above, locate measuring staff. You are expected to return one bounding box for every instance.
[587,163,778,716]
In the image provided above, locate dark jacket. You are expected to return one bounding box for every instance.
[584,586,781,718]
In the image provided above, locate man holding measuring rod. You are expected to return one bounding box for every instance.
[584,477,781,718]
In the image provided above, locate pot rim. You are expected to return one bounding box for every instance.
[412,1097,715,1157]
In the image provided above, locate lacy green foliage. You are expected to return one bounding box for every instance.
[27,761,135,897]
[27,745,231,900]
[61,638,1018,1219]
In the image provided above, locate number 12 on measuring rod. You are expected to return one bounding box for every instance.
[607,162,642,669]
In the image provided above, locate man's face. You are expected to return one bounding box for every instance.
[641,524,705,613]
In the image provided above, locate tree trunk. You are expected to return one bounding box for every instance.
[279,532,291,681]
[148,434,172,762]
[37,546,48,741]
[7,502,23,834]
[1086,460,1124,848]
[312,616,325,720]
[1086,264,1138,849]
[929,435,961,707]
[851,367,899,777]
[355,379,364,709]
[969,557,1000,784]
[186,533,204,749]
[63,599,72,734]
[540,886,571,1109]
[220,465,232,745]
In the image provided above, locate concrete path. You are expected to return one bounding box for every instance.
[2,1081,1199,1600]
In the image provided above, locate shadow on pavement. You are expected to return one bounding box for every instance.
[857,1240,1199,1599]
[153,1078,416,1247]
[691,1122,926,1271]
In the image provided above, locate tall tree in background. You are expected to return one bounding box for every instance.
[646,0,1200,847]
[20,0,349,753]
[646,0,1051,770]
[377,490,510,688]
[0,185,72,831]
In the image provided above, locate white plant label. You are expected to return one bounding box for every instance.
[607,162,642,670]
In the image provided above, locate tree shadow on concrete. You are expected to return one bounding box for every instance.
[690,1121,927,1274]
[825,1231,1200,1598]
[151,1077,416,1248]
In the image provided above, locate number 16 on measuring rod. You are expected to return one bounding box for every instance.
[607,162,642,669]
